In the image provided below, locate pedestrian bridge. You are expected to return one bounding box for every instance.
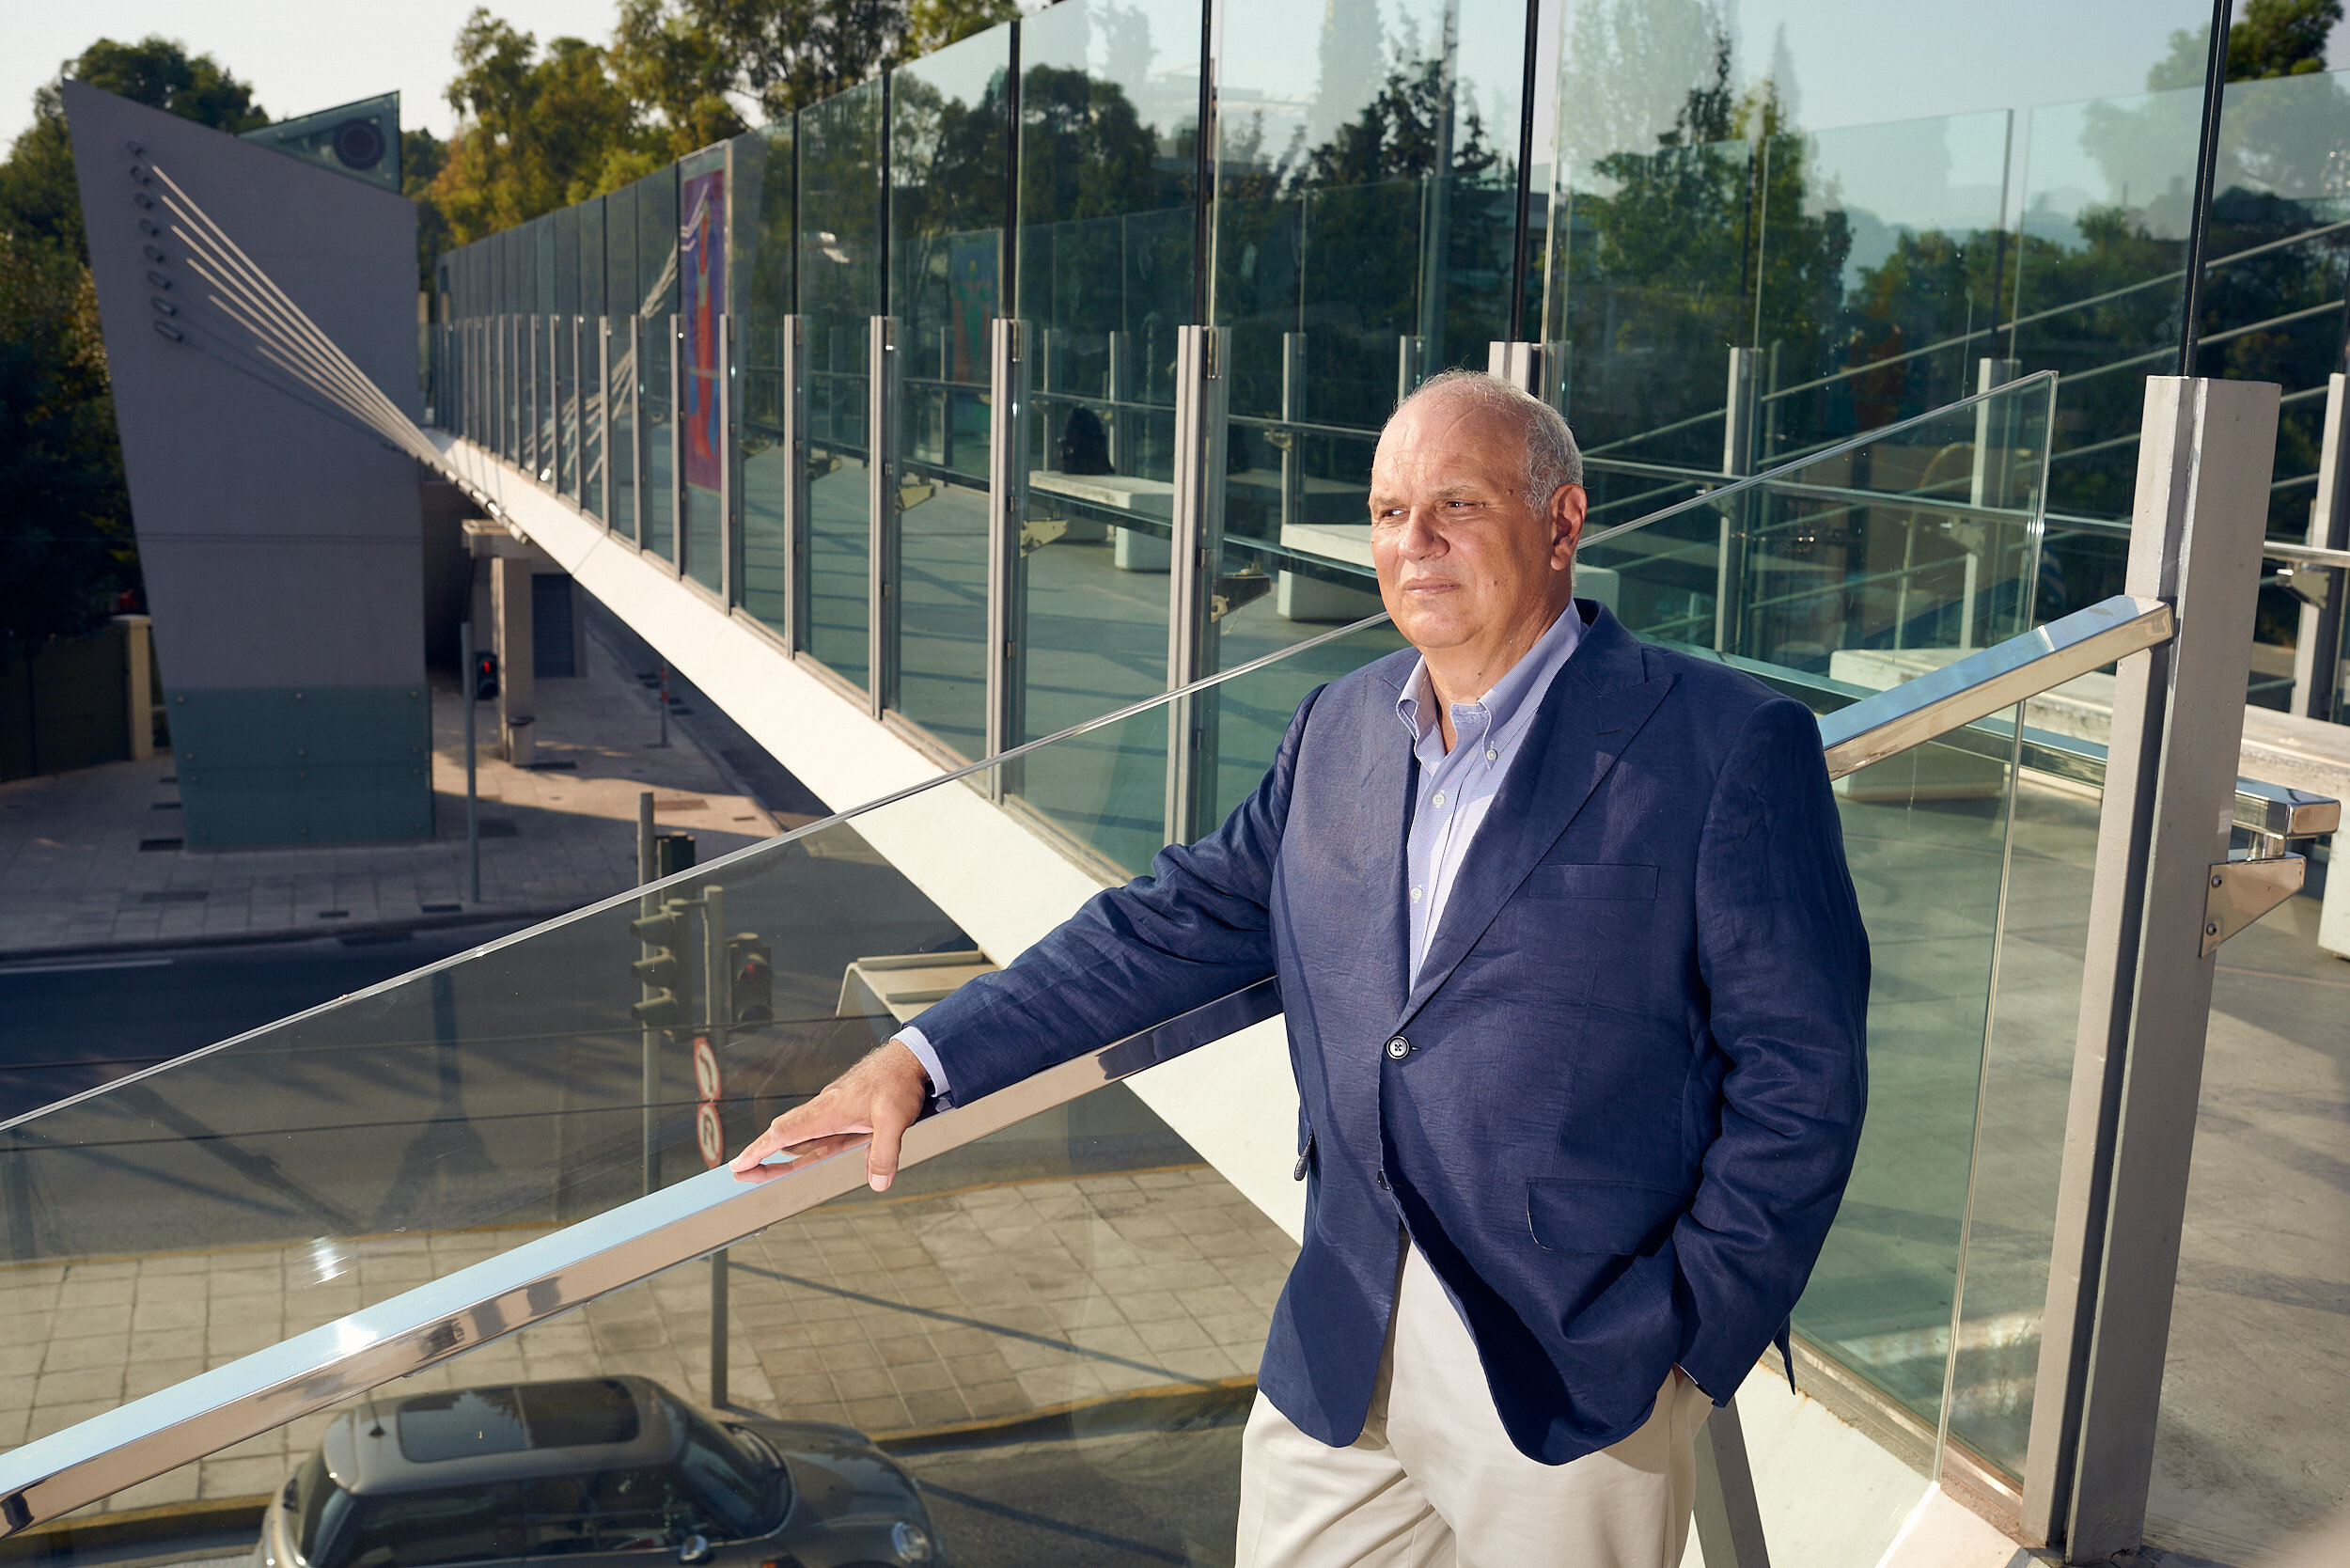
[3,363,2340,1568]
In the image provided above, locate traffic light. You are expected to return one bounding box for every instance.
[472,649,499,700]
[728,934,774,1024]
[630,902,693,1027]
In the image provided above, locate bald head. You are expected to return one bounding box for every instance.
[1391,369,1583,510]
[1368,369,1590,717]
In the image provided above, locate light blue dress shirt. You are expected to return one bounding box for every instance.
[901,603,1587,1096]
[1396,602,1583,982]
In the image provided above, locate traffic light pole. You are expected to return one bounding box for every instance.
[637,791,658,1197]
[702,883,730,1409]
[461,619,480,904]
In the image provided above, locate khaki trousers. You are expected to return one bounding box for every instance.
[1235,1242,1713,1568]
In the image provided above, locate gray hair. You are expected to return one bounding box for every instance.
[1389,368,1583,507]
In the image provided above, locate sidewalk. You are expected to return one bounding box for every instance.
[1,1164,1293,1523]
[0,632,807,960]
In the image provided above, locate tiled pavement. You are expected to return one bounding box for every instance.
[0,632,800,958]
[2,1166,1295,1523]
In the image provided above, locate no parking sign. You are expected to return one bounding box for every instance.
[693,1034,724,1167]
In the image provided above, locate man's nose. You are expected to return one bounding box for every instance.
[1398,509,1446,558]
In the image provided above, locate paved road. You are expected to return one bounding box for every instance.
[0,923,533,1122]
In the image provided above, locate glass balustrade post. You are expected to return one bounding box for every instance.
[721,314,738,606]
[530,315,543,480]
[868,313,901,719]
[2294,371,2350,720]
[782,314,808,651]
[1279,331,1306,543]
[2023,378,2280,1560]
[1716,346,1759,654]
[670,315,685,566]
[598,317,613,524]
[1165,323,1229,845]
[630,314,646,545]
[570,315,585,505]
[987,317,1031,782]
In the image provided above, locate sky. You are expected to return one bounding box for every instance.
[5,0,619,145]
[7,0,2349,153]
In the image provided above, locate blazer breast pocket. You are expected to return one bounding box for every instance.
[1520,862,1659,902]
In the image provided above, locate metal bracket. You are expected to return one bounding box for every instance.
[2201,853,2306,955]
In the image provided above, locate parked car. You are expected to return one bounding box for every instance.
[256,1375,939,1568]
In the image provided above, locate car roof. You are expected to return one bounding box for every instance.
[325,1376,685,1496]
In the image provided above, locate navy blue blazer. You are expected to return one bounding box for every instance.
[911,603,1870,1464]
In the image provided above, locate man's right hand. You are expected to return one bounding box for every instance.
[729,1039,932,1193]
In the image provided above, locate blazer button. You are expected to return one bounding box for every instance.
[1385,1036,1411,1060]
[1375,1171,1390,1190]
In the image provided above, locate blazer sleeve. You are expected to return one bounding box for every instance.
[900,684,1324,1107]
[1673,695,1872,1398]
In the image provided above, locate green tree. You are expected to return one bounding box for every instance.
[2149,0,2344,87]
[0,36,267,263]
[429,11,657,243]
[403,127,453,289]
[0,37,270,648]
[613,0,1015,123]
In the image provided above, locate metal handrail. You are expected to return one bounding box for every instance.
[0,590,2251,1534]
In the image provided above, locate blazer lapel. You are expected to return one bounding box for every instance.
[1353,674,1418,1020]
[1395,610,1672,1029]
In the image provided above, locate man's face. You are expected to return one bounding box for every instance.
[1368,392,1587,656]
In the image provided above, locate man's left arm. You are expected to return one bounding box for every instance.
[1672,695,1872,1399]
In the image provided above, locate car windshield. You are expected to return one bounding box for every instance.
[669,1404,785,1537]
[293,1412,783,1568]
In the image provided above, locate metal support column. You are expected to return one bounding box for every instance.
[670,318,685,573]
[1692,1398,1771,1568]
[2292,371,2349,721]
[526,316,540,479]
[1397,335,1425,406]
[868,314,901,717]
[2022,377,2280,1561]
[699,882,730,1408]
[987,317,1031,769]
[629,314,647,546]
[637,791,659,1197]
[1279,332,1307,540]
[718,314,736,605]
[598,317,613,525]
[1715,347,1758,653]
[1107,329,1133,472]
[1165,323,1228,845]
[781,315,809,651]
[570,315,585,504]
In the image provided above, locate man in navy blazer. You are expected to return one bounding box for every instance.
[736,370,1870,1564]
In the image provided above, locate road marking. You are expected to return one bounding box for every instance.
[0,957,176,977]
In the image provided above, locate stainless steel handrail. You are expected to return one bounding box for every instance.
[0,592,2255,1533]
[1819,595,2175,779]
[0,980,1282,1532]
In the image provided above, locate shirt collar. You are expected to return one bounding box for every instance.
[1394,600,1586,751]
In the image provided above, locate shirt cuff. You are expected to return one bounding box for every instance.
[895,1026,949,1099]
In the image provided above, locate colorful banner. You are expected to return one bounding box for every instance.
[679,164,727,494]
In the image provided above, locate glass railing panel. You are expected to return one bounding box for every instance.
[1940,732,2104,1477]
[735,123,795,635]
[635,164,682,562]
[1794,712,2020,1453]
[680,148,728,595]
[642,312,677,561]
[0,1074,1292,1567]
[1007,0,1198,747]
[1589,373,2056,673]
[605,181,642,539]
[1547,133,1756,475]
[1750,111,2013,466]
[800,78,885,688]
[2145,872,2347,1559]
[888,23,1011,758]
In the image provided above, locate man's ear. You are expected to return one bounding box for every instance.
[1552,484,1588,567]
